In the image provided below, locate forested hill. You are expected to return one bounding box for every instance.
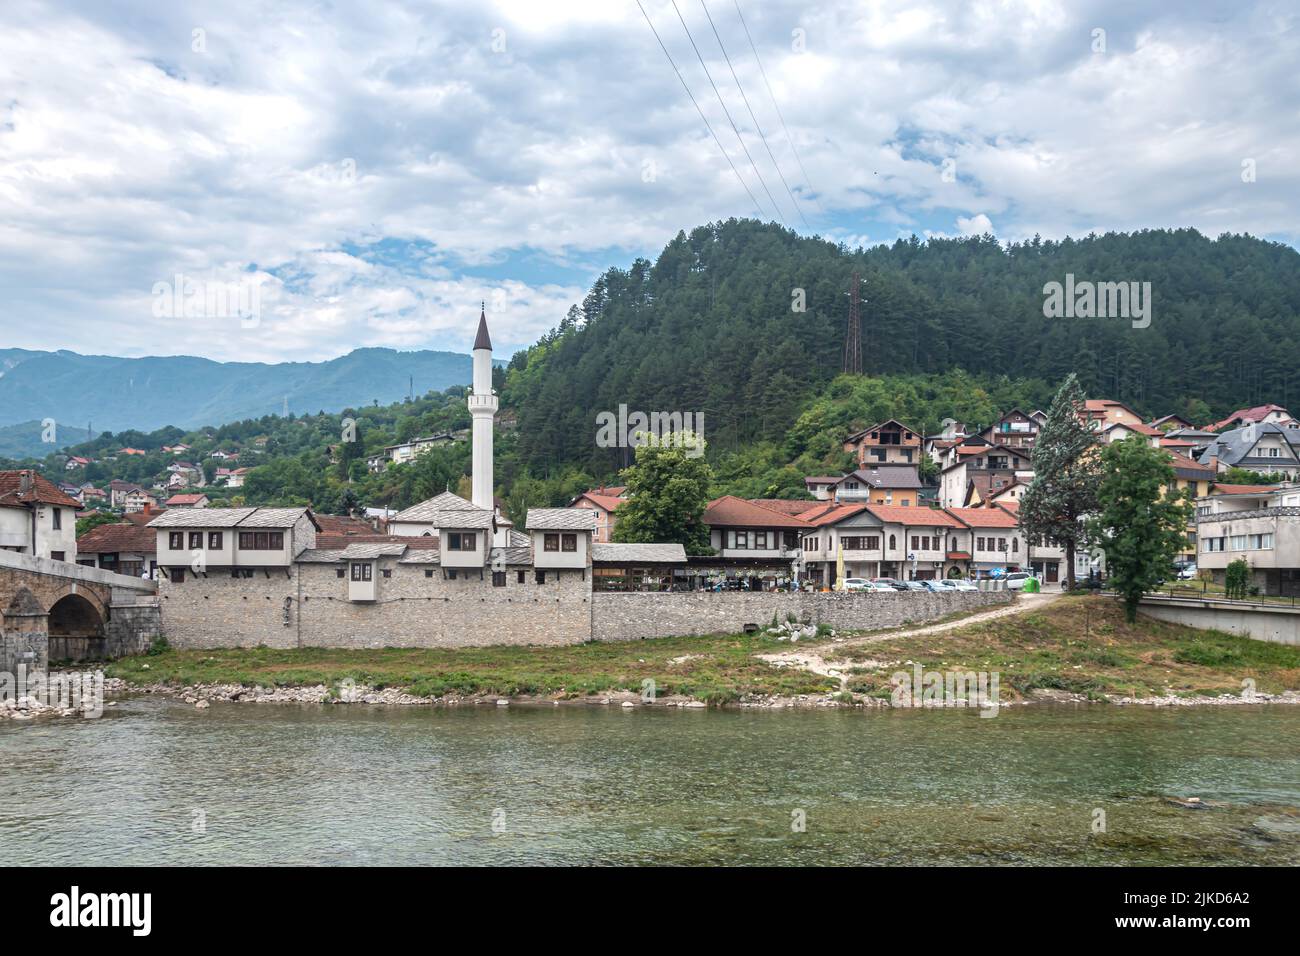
[503,220,1300,477]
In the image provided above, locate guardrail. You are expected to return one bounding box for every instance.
[1103,582,1300,609]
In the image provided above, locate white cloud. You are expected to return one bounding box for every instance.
[0,0,1296,362]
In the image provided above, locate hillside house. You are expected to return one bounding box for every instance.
[978,409,1039,453]
[570,486,627,542]
[1196,422,1300,480]
[843,419,922,466]
[829,465,922,506]
[938,444,1032,508]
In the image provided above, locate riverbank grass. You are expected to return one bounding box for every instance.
[105,595,1300,703]
[105,630,837,704]
[839,594,1300,700]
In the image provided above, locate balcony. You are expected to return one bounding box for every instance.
[1197,507,1300,524]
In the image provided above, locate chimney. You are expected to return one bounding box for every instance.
[19,471,32,496]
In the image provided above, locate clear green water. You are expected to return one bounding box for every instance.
[2,698,1298,865]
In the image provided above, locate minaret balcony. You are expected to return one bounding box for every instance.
[467,393,499,413]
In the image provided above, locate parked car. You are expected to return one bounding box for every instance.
[913,580,944,591]
[901,580,929,591]
[945,580,979,591]
[866,580,897,592]
[871,578,907,591]
[1177,563,1198,580]
[1004,571,1039,590]
[842,578,870,591]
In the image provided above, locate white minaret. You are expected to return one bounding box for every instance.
[469,304,497,512]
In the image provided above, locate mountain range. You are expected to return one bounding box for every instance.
[0,347,487,457]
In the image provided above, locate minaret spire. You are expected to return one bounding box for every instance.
[469,305,498,514]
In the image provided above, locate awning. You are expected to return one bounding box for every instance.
[946,552,971,560]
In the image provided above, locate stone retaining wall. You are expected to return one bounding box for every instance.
[590,588,1013,641]
[159,561,592,649]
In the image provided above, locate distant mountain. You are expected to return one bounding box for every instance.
[0,420,54,460]
[0,347,489,439]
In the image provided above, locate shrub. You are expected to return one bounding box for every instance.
[1225,559,1250,600]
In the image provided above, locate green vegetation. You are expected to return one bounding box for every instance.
[106,596,1300,705]
[1225,559,1251,600]
[1020,373,1099,589]
[13,220,1300,518]
[611,431,713,554]
[837,595,1300,700]
[1089,436,1194,622]
[106,631,838,704]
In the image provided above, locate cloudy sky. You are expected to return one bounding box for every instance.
[1,0,1296,363]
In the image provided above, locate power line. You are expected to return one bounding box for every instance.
[732,0,824,216]
[669,0,784,224]
[699,0,808,229]
[635,0,766,218]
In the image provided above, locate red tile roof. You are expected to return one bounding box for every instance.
[704,495,813,528]
[802,504,868,527]
[865,504,965,527]
[124,508,167,525]
[315,514,378,535]
[164,493,208,506]
[1213,404,1288,429]
[1211,483,1276,495]
[0,470,82,509]
[748,498,822,515]
[946,507,1019,528]
[1103,420,1161,437]
[76,522,157,554]
[1165,450,1214,473]
[574,492,626,513]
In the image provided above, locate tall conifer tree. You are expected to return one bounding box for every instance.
[1020,373,1100,589]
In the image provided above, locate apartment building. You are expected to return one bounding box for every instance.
[1196,483,1300,596]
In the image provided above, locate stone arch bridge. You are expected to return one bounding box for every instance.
[0,550,159,673]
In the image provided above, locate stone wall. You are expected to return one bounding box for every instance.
[159,559,592,649]
[590,588,1013,641]
[156,557,1013,650]
[2,588,48,675]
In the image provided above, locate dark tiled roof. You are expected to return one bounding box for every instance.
[0,470,82,509]
[76,522,156,554]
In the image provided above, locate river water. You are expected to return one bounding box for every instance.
[2,697,1298,865]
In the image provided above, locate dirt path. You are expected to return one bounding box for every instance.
[758,590,1063,687]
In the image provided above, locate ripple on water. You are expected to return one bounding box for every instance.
[1,699,1297,865]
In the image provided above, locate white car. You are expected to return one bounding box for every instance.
[1177,563,1198,580]
[1004,572,1039,590]
[842,578,870,591]
[943,580,979,592]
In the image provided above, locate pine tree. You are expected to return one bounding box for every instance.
[1087,436,1193,622]
[1019,373,1100,589]
[611,431,713,555]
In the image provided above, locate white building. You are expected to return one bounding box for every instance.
[0,471,80,562]
[1196,483,1300,596]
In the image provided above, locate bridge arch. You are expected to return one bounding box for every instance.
[47,592,107,662]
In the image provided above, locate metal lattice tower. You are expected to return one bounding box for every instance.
[842,271,862,376]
